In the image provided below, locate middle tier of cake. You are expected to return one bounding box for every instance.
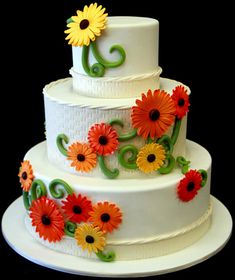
[44,77,188,179]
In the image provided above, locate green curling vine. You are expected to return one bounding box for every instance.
[82,45,105,77]
[96,250,116,262]
[22,179,47,210]
[64,221,77,237]
[157,135,173,155]
[176,156,191,174]
[98,156,119,179]
[109,119,137,142]
[159,155,176,174]
[171,118,182,145]
[198,169,208,187]
[82,41,126,78]
[31,179,47,201]
[118,145,138,169]
[49,179,74,199]
[56,134,69,156]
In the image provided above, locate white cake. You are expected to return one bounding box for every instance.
[18,3,212,262]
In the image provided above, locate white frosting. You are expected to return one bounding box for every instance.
[43,78,189,178]
[72,17,159,77]
[24,140,211,244]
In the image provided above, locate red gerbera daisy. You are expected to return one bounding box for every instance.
[61,193,93,223]
[131,89,176,139]
[29,196,64,242]
[88,123,119,156]
[177,170,202,202]
[89,201,122,233]
[171,85,190,119]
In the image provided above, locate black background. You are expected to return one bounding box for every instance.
[1,0,234,278]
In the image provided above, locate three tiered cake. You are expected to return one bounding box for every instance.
[18,3,212,262]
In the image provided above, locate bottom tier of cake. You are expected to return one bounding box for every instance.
[22,140,212,261]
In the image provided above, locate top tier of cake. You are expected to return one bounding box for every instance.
[70,16,161,98]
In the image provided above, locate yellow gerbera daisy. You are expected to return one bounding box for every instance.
[75,223,106,253]
[65,3,108,47]
[137,143,166,173]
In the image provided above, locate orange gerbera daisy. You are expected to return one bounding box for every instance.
[171,85,190,119]
[62,193,93,224]
[89,201,122,233]
[67,142,97,172]
[131,89,176,139]
[29,196,64,242]
[88,123,119,156]
[18,160,34,191]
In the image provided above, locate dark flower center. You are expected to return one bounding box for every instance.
[101,213,111,222]
[147,154,156,163]
[21,171,28,180]
[77,154,85,162]
[99,136,108,145]
[187,182,195,192]
[73,205,82,214]
[80,19,89,30]
[86,235,95,244]
[41,215,51,225]
[149,109,160,121]
[178,98,185,107]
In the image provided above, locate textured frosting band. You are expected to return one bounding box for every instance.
[25,203,212,260]
[70,67,162,98]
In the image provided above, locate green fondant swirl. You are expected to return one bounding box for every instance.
[157,135,173,155]
[109,119,124,128]
[90,63,105,77]
[56,134,69,157]
[198,169,208,187]
[118,145,138,169]
[109,119,137,142]
[91,41,126,68]
[30,179,47,201]
[171,118,182,145]
[64,221,77,237]
[96,250,116,262]
[176,156,191,174]
[82,45,105,77]
[49,179,74,199]
[158,155,175,174]
[118,129,137,142]
[23,191,31,210]
[82,42,126,78]
[98,156,119,179]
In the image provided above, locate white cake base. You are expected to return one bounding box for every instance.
[2,196,232,277]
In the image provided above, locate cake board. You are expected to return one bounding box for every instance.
[1,195,232,278]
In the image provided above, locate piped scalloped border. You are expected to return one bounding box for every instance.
[70,67,162,98]
[70,67,162,82]
[42,77,190,109]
